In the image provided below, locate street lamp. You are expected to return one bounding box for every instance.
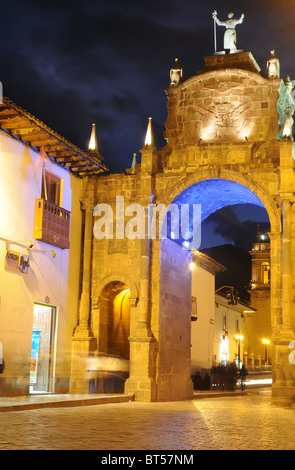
[262,338,270,368]
[235,333,244,368]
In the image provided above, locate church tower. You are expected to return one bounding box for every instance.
[245,226,271,367]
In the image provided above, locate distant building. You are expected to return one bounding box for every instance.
[214,291,256,368]
[245,225,271,367]
[191,250,225,374]
[191,249,256,376]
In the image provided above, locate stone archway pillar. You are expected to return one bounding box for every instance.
[134,238,152,336]
[272,193,295,405]
[124,237,156,401]
[124,144,157,401]
[281,198,293,331]
[70,198,97,394]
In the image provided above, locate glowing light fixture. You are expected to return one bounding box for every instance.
[144,117,154,146]
[283,108,292,139]
[89,123,98,151]
[235,333,244,341]
[189,261,195,271]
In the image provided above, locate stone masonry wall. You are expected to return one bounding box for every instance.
[157,239,193,400]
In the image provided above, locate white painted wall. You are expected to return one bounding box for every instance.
[158,239,193,400]
[0,130,82,395]
[191,264,215,373]
[213,294,245,366]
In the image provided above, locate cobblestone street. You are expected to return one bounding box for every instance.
[0,391,295,451]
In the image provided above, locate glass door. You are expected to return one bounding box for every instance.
[30,303,57,393]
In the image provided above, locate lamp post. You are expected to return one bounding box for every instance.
[262,338,270,368]
[235,333,244,369]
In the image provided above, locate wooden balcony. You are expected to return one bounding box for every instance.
[33,199,70,249]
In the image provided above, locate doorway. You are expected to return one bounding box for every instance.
[29,303,57,394]
[91,281,130,393]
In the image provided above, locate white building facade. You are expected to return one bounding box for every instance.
[0,97,107,396]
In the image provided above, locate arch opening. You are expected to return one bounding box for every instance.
[161,179,270,251]
[90,281,130,394]
[101,281,131,360]
[158,177,273,391]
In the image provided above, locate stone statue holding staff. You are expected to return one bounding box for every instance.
[212,11,244,53]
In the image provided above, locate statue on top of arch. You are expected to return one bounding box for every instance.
[212,10,244,54]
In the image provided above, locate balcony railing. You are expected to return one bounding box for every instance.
[33,198,70,249]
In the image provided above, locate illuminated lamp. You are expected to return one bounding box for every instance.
[144,117,154,146]
[283,108,292,139]
[235,333,244,341]
[89,123,98,151]
[189,261,195,271]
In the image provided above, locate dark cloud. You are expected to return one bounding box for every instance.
[1,0,295,175]
[203,205,270,251]
[1,0,293,248]
[112,90,143,114]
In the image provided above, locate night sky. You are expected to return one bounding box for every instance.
[1,0,293,249]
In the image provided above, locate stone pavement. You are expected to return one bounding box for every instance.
[0,389,295,450]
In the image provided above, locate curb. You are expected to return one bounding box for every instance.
[0,394,135,413]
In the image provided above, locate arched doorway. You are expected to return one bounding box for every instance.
[154,172,281,400]
[90,281,131,393]
[100,281,131,360]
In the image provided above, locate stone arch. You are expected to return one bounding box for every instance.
[153,166,282,401]
[158,168,281,233]
[92,273,139,359]
[100,281,131,360]
[95,273,139,307]
[92,273,140,394]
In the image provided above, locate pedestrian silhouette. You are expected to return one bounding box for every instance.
[239,365,248,390]
[203,373,211,390]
